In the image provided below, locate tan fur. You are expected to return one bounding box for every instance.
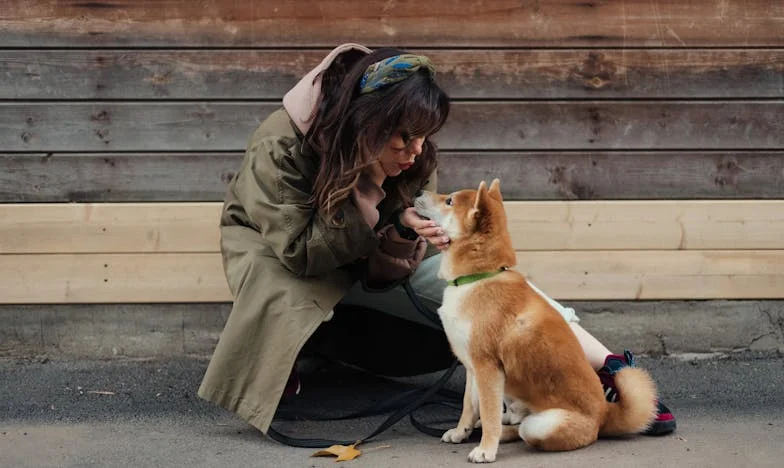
[414,180,658,463]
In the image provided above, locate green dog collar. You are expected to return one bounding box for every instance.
[447,267,509,287]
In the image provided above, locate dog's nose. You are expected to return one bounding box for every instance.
[414,190,423,197]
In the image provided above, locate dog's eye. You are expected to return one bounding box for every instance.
[445,197,453,206]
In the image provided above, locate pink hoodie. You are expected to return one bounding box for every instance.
[282,43,371,135]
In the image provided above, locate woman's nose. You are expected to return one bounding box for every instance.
[409,137,424,156]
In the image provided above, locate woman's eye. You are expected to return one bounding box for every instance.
[445,197,453,206]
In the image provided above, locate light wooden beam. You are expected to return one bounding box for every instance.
[3,201,784,253]
[2,250,783,303]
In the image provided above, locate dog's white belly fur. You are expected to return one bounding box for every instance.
[440,283,531,429]
[437,284,475,370]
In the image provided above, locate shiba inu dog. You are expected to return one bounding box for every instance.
[413,180,657,463]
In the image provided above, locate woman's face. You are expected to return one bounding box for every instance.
[377,133,425,178]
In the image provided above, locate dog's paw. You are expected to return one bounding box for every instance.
[503,411,524,425]
[500,412,512,425]
[441,427,471,444]
[468,445,497,463]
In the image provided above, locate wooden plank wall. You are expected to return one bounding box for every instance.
[1,2,783,201]
[0,2,783,312]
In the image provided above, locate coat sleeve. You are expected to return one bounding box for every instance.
[362,225,427,290]
[231,136,379,277]
[353,174,432,291]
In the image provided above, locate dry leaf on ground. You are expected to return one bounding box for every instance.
[311,441,362,462]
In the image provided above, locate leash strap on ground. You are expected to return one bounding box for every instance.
[267,358,459,448]
[267,280,461,448]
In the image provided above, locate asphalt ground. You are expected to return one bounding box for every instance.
[1,351,783,467]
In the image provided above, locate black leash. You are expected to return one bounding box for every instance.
[267,280,462,448]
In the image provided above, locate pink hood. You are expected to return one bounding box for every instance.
[282,43,371,134]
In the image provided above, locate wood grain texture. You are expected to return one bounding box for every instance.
[517,250,784,300]
[505,200,784,251]
[439,101,784,151]
[2,0,782,47]
[0,203,222,254]
[0,153,241,202]
[4,200,784,254]
[1,102,274,152]
[4,49,783,100]
[2,251,783,303]
[436,152,784,200]
[3,152,783,202]
[0,253,227,304]
[3,102,782,152]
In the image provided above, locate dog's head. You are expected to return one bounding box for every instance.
[413,178,507,243]
[414,179,516,279]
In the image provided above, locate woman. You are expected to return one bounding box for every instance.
[198,43,675,437]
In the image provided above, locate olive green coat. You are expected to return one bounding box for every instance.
[197,108,432,433]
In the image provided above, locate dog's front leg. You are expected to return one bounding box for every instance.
[467,362,504,463]
[442,368,478,443]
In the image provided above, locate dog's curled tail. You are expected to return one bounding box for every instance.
[599,367,658,436]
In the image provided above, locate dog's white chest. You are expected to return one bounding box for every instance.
[437,284,475,368]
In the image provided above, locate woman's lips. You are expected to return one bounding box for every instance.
[399,162,413,171]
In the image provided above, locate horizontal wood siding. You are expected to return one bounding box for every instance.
[1,0,782,309]
[3,152,783,202]
[3,49,782,100]
[3,102,782,152]
[3,251,783,303]
[4,201,784,254]
[2,0,782,47]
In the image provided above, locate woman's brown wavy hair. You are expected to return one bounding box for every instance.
[305,48,450,221]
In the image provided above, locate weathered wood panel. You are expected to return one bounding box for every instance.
[4,201,784,254]
[3,152,783,202]
[2,102,273,152]
[0,153,240,202]
[2,0,782,47]
[437,152,784,200]
[439,102,784,151]
[3,102,782,152]
[3,251,783,303]
[4,49,783,100]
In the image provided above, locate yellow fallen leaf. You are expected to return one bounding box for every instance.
[311,441,362,462]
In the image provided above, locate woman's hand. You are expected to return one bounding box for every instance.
[399,207,450,250]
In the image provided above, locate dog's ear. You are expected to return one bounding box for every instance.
[473,180,488,210]
[488,178,502,201]
[469,180,489,225]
